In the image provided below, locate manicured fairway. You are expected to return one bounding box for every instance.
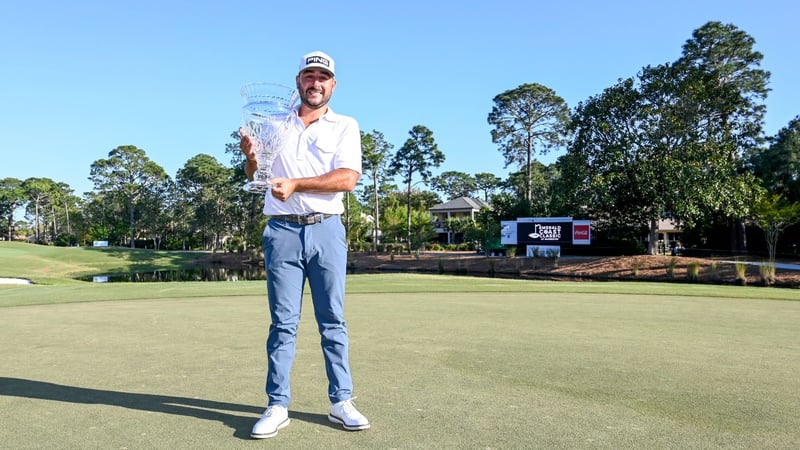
[1,274,798,449]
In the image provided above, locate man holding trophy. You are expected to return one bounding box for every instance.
[240,51,369,439]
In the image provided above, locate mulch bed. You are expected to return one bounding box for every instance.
[196,251,800,288]
[345,252,800,289]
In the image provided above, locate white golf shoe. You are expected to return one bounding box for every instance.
[328,398,370,431]
[251,405,290,439]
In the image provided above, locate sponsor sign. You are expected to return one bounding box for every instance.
[499,217,592,248]
[500,221,517,245]
[517,218,573,246]
[572,220,591,245]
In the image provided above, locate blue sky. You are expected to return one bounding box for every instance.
[1,0,798,197]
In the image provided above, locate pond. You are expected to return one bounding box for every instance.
[77,267,266,283]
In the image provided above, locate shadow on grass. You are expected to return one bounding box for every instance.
[0,377,334,439]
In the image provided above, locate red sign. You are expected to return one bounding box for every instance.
[572,223,591,245]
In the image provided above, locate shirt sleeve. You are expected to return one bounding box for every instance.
[334,116,362,175]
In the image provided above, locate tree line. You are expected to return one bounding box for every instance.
[1,21,798,258]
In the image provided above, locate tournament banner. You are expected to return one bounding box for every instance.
[516,218,573,246]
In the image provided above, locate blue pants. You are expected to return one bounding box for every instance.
[262,215,352,407]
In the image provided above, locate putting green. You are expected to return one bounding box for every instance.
[1,278,798,448]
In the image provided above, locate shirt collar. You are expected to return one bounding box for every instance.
[293,106,340,123]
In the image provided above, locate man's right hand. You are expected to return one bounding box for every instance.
[240,128,258,180]
[239,128,256,161]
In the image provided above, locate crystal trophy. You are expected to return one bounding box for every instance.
[240,82,298,193]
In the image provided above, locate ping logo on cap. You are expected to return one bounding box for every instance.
[300,51,335,75]
[306,55,330,67]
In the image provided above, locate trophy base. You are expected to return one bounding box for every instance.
[243,181,270,194]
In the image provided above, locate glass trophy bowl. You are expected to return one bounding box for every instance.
[240,82,298,193]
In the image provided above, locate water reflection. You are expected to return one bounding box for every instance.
[78,267,265,283]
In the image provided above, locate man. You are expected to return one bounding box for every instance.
[240,50,369,439]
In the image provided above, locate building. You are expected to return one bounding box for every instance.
[429,197,490,244]
[656,218,683,255]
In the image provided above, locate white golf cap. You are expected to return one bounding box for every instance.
[298,51,335,76]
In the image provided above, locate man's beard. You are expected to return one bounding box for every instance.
[300,89,330,110]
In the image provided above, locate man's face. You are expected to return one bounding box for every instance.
[296,68,336,110]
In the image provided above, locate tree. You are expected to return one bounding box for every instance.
[225,129,265,254]
[751,116,800,203]
[408,208,438,254]
[81,190,127,244]
[487,83,570,204]
[135,177,177,250]
[565,22,769,255]
[388,125,444,248]
[568,76,670,252]
[468,206,501,253]
[341,192,371,249]
[50,182,80,246]
[360,130,393,250]
[21,177,59,243]
[89,145,168,248]
[430,171,476,200]
[379,203,407,245]
[502,162,559,216]
[443,216,472,247]
[548,151,592,219]
[176,154,235,251]
[752,193,800,262]
[0,177,25,241]
[474,172,501,203]
[674,21,770,254]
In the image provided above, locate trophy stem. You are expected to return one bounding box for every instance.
[243,180,270,193]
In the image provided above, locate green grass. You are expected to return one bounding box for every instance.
[1,242,799,448]
[0,241,217,285]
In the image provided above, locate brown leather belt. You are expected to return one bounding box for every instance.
[270,213,334,225]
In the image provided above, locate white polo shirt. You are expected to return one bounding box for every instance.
[262,107,362,216]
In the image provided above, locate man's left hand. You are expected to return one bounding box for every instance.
[269,178,296,201]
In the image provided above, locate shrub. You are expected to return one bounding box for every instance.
[545,249,559,267]
[759,262,776,286]
[687,261,700,282]
[666,257,678,278]
[708,262,720,282]
[735,263,747,286]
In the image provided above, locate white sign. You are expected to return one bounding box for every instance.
[526,245,561,257]
[500,221,517,245]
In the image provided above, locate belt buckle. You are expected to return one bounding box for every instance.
[297,213,315,225]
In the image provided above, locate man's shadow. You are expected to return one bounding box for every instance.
[0,377,333,439]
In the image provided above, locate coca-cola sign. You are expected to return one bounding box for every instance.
[572,221,591,245]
